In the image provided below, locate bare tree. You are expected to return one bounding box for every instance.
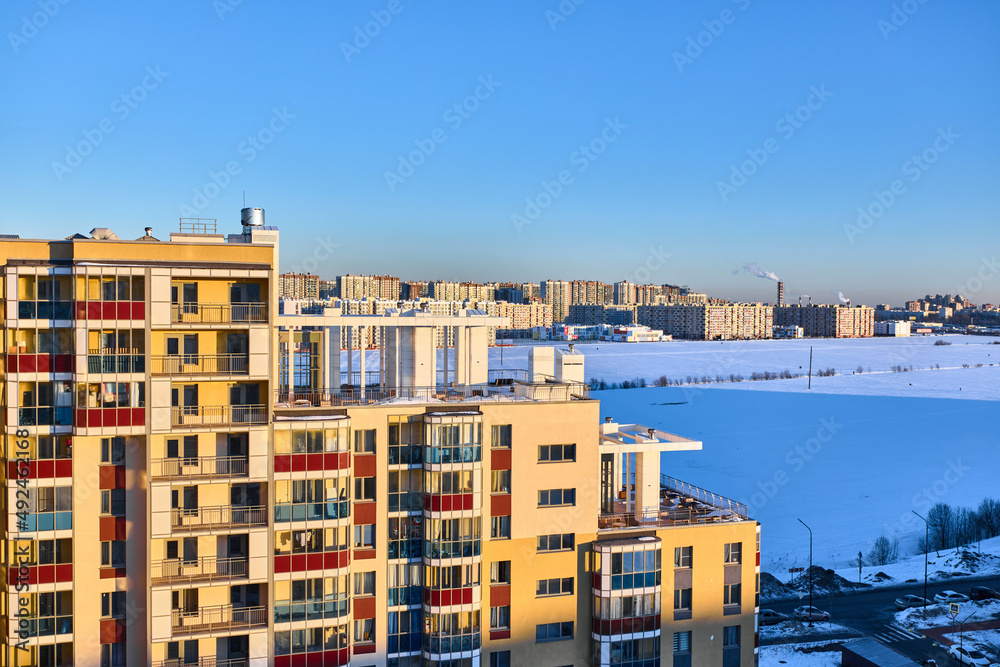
[867,534,900,565]
[928,502,955,553]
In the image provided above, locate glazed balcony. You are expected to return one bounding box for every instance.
[151,456,249,480]
[151,556,248,585]
[152,354,249,376]
[87,349,145,374]
[154,659,248,667]
[171,505,267,531]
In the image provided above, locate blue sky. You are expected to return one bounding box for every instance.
[1,0,998,306]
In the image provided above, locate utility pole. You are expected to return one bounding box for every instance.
[798,518,814,626]
[807,346,813,390]
[912,510,929,616]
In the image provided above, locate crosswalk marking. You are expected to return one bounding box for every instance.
[873,624,923,643]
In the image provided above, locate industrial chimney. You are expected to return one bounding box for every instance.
[777,281,784,306]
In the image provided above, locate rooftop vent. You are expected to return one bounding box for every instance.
[90,228,119,240]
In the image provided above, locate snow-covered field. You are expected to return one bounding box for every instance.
[563,336,1000,572]
[759,640,842,666]
[760,621,857,642]
[897,597,1000,630]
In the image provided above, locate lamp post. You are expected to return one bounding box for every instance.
[912,510,929,615]
[797,518,813,626]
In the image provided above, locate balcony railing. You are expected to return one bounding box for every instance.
[660,474,749,519]
[154,659,248,667]
[171,405,267,427]
[171,505,267,530]
[88,349,145,374]
[274,380,589,408]
[152,354,249,376]
[151,456,249,480]
[151,556,248,585]
[171,604,267,635]
[598,476,749,531]
[171,303,267,324]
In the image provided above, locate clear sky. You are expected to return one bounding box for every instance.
[2,0,998,306]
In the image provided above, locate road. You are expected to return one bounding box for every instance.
[761,575,1000,664]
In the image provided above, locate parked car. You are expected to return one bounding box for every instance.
[793,605,831,622]
[934,590,970,604]
[946,645,992,666]
[759,609,788,625]
[894,594,931,610]
[969,586,1000,601]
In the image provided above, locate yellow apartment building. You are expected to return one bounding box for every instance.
[1,212,759,667]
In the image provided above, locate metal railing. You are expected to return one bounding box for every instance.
[151,556,248,584]
[151,456,249,480]
[154,659,248,667]
[274,380,589,408]
[87,349,145,374]
[171,604,267,635]
[171,303,267,324]
[178,218,217,234]
[171,505,267,530]
[660,474,748,519]
[171,405,267,427]
[152,354,249,375]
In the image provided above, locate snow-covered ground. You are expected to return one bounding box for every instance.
[760,620,857,641]
[941,630,1000,660]
[759,640,843,666]
[897,598,1000,630]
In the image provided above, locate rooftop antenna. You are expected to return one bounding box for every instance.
[243,190,246,208]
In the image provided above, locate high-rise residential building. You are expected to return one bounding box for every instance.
[637,304,774,340]
[279,272,319,300]
[336,275,401,301]
[542,280,571,324]
[773,304,875,338]
[2,219,759,666]
[401,281,430,301]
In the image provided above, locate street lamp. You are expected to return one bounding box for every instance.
[912,510,929,615]
[797,518,813,626]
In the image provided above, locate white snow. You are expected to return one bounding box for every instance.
[941,630,1000,660]
[760,621,857,641]
[896,597,1000,630]
[759,640,844,666]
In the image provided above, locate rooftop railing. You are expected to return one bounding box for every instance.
[274,379,589,408]
[660,474,748,519]
[598,475,749,531]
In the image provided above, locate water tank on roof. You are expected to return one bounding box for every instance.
[241,207,265,227]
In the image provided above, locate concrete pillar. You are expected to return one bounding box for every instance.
[634,451,661,523]
[346,326,353,384]
[443,327,450,387]
[328,326,341,389]
[453,326,464,387]
[285,331,295,401]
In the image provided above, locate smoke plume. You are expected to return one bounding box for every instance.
[741,263,780,282]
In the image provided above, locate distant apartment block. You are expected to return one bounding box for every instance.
[337,274,401,301]
[772,325,804,339]
[774,304,875,338]
[637,304,774,341]
[874,321,911,337]
[542,280,571,323]
[279,272,319,300]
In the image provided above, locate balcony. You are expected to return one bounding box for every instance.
[88,350,145,374]
[152,354,249,376]
[171,303,267,324]
[171,604,267,635]
[154,659,248,667]
[171,505,267,531]
[151,456,249,480]
[598,474,749,531]
[151,556,248,585]
[171,405,267,427]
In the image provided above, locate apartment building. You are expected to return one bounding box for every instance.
[542,281,571,324]
[279,273,319,301]
[336,275,401,302]
[636,304,774,341]
[569,281,612,307]
[2,215,759,667]
[773,304,875,338]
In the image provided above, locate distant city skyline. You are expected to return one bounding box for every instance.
[2,1,998,308]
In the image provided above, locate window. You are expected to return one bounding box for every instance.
[725,542,742,564]
[536,577,573,597]
[724,583,741,606]
[100,489,125,516]
[538,488,575,507]
[354,477,375,501]
[354,429,376,453]
[354,524,375,549]
[35,435,71,461]
[490,561,511,585]
[673,631,692,667]
[490,652,511,667]
[101,642,126,667]
[101,540,125,567]
[723,625,740,647]
[537,533,574,552]
[102,591,126,618]
[491,424,511,448]
[353,571,376,596]
[674,588,692,611]
[536,621,573,643]
[538,444,575,462]
[490,605,510,630]
[490,470,510,494]
[675,546,692,568]
[490,516,510,540]
[354,619,375,644]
